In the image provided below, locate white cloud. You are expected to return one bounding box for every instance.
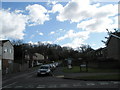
[77,17,114,32]
[50,31,55,35]
[26,4,50,26]
[50,4,63,13]
[56,30,89,42]
[59,29,63,31]
[28,41,53,45]
[14,9,24,14]
[91,43,96,46]
[28,41,38,45]
[112,15,120,30]
[56,29,90,48]
[56,0,93,22]
[47,0,58,7]
[39,32,44,36]
[42,41,53,44]
[0,4,50,40]
[55,0,118,32]
[0,9,27,40]
[61,37,86,49]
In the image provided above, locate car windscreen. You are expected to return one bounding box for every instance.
[40,66,49,69]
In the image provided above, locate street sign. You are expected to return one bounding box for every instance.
[80,61,88,72]
[80,64,86,67]
[68,65,72,69]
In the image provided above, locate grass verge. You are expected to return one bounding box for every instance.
[64,74,120,80]
[63,66,120,73]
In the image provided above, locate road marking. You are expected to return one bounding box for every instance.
[47,85,57,88]
[25,85,34,88]
[55,75,64,78]
[73,83,82,87]
[86,83,95,86]
[59,84,68,87]
[14,86,23,88]
[112,81,120,84]
[99,82,109,85]
[2,82,17,88]
[36,85,46,88]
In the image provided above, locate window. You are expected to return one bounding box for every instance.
[10,49,12,53]
[4,47,8,53]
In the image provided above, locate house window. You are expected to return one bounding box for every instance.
[101,51,103,54]
[4,47,8,53]
[10,49,12,53]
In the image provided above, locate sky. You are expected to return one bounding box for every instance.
[0,0,119,49]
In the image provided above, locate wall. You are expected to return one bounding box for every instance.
[0,45,2,60]
[0,59,1,70]
[2,41,14,60]
[13,63,29,73]
[2,59,14,75]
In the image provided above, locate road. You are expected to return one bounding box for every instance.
[2,66,120,89]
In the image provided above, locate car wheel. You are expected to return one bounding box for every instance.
[49,72,52,76]
[37,74,40,77]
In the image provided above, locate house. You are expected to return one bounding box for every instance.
[106,32,120,61]
[32,53,44,67]
[0,40,14,74]
[94,47,107,61]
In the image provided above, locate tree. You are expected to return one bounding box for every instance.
[77,44,93,60]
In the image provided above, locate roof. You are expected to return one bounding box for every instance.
[106,32,120,45]
[0,40,9,43]
[33,53,44,60]
[0,40,13,46]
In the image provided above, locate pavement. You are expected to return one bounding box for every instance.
[2,66,39,81]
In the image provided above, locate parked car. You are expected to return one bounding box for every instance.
[54,62,59,67]
[51,63,56,69]
[37,65,52,76]
[45,64,54,71]
[37,63,43,66]
[48,64,55,71]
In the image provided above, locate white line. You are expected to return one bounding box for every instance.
[2,82,17,88]
[36,85,46,88]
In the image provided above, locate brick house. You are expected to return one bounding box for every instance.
[0,40,14,74]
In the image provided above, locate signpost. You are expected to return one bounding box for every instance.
[80,61,88,72]
[67,58,72,69]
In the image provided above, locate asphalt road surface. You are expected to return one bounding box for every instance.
[2,67,120,89]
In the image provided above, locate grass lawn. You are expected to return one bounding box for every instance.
[63,66,120,73]
[66,74,120,80]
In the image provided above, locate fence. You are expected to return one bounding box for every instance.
[13,63,29,73]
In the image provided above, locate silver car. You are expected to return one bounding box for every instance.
[37,65,52,76]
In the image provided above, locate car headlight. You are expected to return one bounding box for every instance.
[37,70,40,73]
[47,69,50,72]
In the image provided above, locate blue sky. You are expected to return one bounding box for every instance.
[1,0,119,49]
